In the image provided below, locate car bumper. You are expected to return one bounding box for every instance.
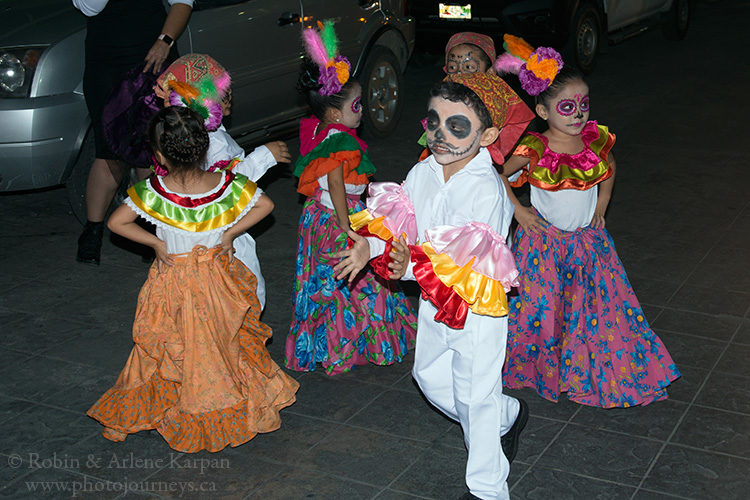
[0,92,89,191]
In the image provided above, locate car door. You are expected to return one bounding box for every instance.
[184,0,305,138]
[605,0,671,31]
[299,0,372,65]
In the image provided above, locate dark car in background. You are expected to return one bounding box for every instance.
[410,0,693,73]
[0,0,414,222]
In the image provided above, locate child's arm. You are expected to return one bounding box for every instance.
[501,155,547,234]
[219,193,274,261]
[234,141,292,181]
[590,152,616,228]
[108,204,174,271]
[327,165,351,231]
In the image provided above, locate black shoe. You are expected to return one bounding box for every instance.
[458,492,480,500]
[76,221,104,265]
[501,398,529,463]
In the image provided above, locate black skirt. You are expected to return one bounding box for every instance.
[83,0,178,159]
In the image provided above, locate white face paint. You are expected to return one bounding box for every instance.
[542,79,590,136]
[425,96,484,168]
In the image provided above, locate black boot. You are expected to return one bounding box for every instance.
[76,221,104,265]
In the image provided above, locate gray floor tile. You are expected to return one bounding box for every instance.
[714,343,750,376]
[665,365,709,404]
[0,314,81,356]
[329,354,416,390]
[388,444,468,499]
[42,368,118,414]
[374,489,433,500]
[247,467,378,499]
[534,426,662,486]
[238,412,339,464]
[667,285,750,317]
[632,489,692,500]
[346,389,453,443]
[0,396,36,427]
[733,319,750,345]
[0,468,119,500]
[627,276,682,308]
[0,355,94,404]
[0,404,98,459]
[511,466,636,499]
[36,326,134,372]
[0,348,34,378]
[642,444,750,499]
[570,399,688,441]
[512,416,565,464]
[651,310,741,342]
[695,371,750,414]
[684,246,750,293]
[143,446,285,499]
[671,406,750,458]
[504,388,582,423]
[290,372,385,423]
[0,282,83,316]
[293,425,428,487]
[653,331,725,370]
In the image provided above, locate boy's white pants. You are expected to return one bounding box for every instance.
[412,299,519,500]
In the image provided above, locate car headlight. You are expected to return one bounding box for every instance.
[0,47,45,98]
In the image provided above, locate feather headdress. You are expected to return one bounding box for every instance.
[493,34,564,96]
[303,20,350,96]
[167,73,231,131]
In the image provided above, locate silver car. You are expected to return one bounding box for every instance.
[0,0,414,221]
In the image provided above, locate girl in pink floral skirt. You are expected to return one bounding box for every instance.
[284,22,417,375]
[496,36,680,407]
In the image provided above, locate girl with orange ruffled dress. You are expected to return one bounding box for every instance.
[87,106,298,452]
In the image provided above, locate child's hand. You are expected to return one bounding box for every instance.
[265,141,292,164]
[590,206,607,228]
[387,235,410,280]
[153,240,174,272]
[515,206,547,235]
[218,231,237,263]
[333,230,370,283]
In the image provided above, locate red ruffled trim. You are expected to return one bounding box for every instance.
[299,116,367,155]
[354,225,393,280]
[410,245,469,329]
[149,171,235,207]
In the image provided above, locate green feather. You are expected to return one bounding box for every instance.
[320,20,339,59]
[197,77,219,101]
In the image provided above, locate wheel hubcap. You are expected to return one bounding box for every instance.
[367,60,398,129]
[577,18,598,65]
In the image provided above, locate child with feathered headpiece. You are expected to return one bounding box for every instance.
[284,20,418,375]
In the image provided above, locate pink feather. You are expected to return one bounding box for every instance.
[303,29,329,67]
[214,72,231,95]
[493,52,524,75]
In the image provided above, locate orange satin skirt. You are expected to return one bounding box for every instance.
[87,246,299,453]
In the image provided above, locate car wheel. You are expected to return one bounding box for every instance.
[662,0,693,40]
[566,2,601,75]
[360,46,404,138]
[66,129,96,225]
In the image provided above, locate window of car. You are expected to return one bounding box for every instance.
[193,0,248,11]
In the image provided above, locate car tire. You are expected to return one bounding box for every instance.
[360,46,404,138]
[566,2,602,75]
[662,0,693,40]
[66,129,96,225]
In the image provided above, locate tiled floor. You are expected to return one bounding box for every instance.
[1,1,748,498]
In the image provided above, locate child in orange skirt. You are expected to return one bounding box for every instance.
[87,106,298,453]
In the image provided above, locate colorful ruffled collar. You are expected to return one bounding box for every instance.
[527,121,605,174]
[299,116,367,156]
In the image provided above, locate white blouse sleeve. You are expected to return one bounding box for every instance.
[72,0,109,16]
[233,146,277,182]
[168,0,194,7]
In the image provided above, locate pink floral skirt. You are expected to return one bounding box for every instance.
[284,191,417,375]
[504,221,680,408]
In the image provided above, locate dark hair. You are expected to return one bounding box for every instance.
[429,81,493,130]
[535,65,585,107]
[148,106,209,171]
[297,58,358,121]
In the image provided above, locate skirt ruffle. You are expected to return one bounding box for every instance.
[504,223,680,408]
[285,192,418,375]
[88,246,298,452]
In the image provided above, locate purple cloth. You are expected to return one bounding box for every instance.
[102,64,161,168]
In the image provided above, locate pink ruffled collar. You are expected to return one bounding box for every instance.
[528,121,603,173]
[299,116,367,156]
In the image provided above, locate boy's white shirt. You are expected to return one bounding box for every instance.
[205,125,276,182]
[366,147,514,277]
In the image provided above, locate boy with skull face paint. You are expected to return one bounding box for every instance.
[335,73,528,500]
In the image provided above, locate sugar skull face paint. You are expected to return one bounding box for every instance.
[426,96,484,167]
[350,96,361,114]
[339,82,362,129]
[541,79,590,136]
[555,94,589,117]
[445,44,488,75]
